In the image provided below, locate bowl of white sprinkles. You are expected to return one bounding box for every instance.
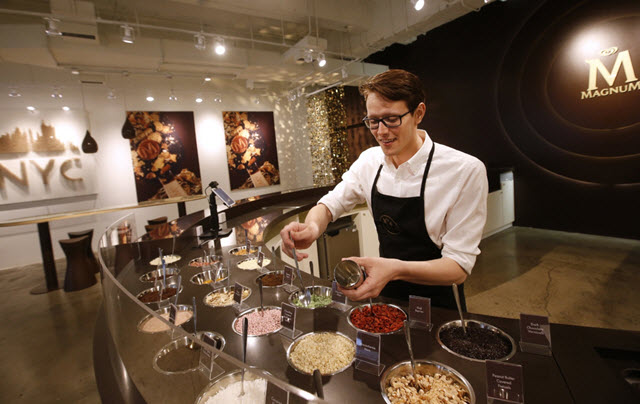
[194,369,266,404]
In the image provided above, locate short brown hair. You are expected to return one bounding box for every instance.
[359,69,425,112]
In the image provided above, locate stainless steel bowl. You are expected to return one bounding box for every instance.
[137,304,193,334]
[152,331,225,375]
[254,271,286,288]
[194,369,267,404]
[232,306,282,337]
[190,268,228,285]
[136,281,184,305]
[436,319,517,362]
[228,245,258,256]
[203,286,251,308]
[288,286,332,309]
[346,303,407,335]
[139,267,180,283]
[286,331,355,376]
[380,359,476,404]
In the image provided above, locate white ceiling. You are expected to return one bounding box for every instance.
[0,0,494,93]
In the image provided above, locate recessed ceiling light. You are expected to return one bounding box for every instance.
[107,89,116,100]
[204,76,212,82]
[195,97,203,103]
[71,69,80,75]
[412,0,425,11]
[146,96,154,102]
[27,106,36,111]
[169,91,177,101]
[62,106,70,111]
[214,37,226,55]
[8,88,21,97]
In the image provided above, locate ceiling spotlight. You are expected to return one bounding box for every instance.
[194,33,206,51]
[62,106,70,111]
[213,95,222,103]
[253,97,260,105]
[204,75,212,82]
[107,89,116,100]
[146,96,154,102]
[71,69,80,75]
[8,88,21,97]
[214,37,226,55]
[121,24,135,44]
[51,88,63,99]
[288,91,296,101]
[195,97,203,103]
[341,66,348,79]
[44,17,62,36]
[27,106,36,111]
[169,90,178,101]
[318,53,326,67]
[412,0,425,11]
[303,49,313,64]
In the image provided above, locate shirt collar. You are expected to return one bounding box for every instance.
[383,130,433,175]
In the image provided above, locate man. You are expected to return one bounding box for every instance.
[280,69,487,310]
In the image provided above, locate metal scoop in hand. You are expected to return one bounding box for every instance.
[452,283,467,335]
[289,231,310,307]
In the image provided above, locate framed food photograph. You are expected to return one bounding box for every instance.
[126,111,203,202]
[223,111,280,190]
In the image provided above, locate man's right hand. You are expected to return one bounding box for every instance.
[280,221,320,261]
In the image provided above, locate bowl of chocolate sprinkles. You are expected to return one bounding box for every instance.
[437,320,516,362]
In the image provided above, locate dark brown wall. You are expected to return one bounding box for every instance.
[365,0,640,240]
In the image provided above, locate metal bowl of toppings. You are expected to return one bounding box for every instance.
[228,246,258,256]
[236,256,271,271]
[137,304,193,334]
[194,369,267,404]
[232,306,282,337]
[286,331,356,376]
[203,286,251,308]
[136,280,184,305]
[188,255,222,268]
[149,254,181,266]
[190,268,228,286]
[288,286,332,309]
[380,359,475,404]
[436,320,517,362]
[152,331,225,375]
[254,271,286,288]
[139,267,180,283]
[347,303,407,335]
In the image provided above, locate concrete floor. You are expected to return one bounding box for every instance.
[0,226,638,403]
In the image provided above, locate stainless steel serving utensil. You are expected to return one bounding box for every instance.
[403,320,416,377]
[309,262,315,293]
[313,369,324,399]
[288,231,310,307]
[258,278,264,316]
[189,296,198,349]
[452,283,467,335]
[369,298,376,317]
[240,317,248,397]
[171,233,176,256]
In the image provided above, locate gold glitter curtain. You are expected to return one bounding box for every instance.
[307,87,349,186]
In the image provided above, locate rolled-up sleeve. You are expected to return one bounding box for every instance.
[318,155,368,222]
[440,159,488,274]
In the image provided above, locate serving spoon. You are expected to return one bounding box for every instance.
[403,320,416,377]
[452,283,467,335]
[288,231,310,307]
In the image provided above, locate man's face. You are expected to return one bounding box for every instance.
[365,92,424,163]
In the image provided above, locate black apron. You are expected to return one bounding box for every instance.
[371,142,466,311]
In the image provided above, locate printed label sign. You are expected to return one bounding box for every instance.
[486,361,524,403]
[520,313,551,346]
[283,265,295,285]
[200,334,217,365]
[265,381,289,404]
[169,303,177,324]
[332,281,347,304]
[257,251,265,267]
[280,303,296,331]
[409,295,431,325]
[356,331,381,365]
[233,282,243,304]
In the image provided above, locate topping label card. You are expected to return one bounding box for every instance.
[257,251,265,267]
[331,281,347,304]
[233,282,243,304]
[169,303,177,324]
[486,361,524,403]
[280,303,296,331]
[355,331,381,365]
[265,381,289,404]
[520,313,551,347]
[409,295,431,325]
[283,265,295,285]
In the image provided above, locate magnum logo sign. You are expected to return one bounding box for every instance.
[581,48,639,99]
[546,15,640,130]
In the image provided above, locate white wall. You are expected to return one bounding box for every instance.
[0,63,313,270]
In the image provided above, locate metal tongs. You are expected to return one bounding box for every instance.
[452,283,467,335]
[289,231,311,307]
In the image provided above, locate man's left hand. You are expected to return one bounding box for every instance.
[338,256,399,301]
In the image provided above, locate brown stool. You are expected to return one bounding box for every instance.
[68,229,100,274]
[147,216,168,226]
[60,235,98,292]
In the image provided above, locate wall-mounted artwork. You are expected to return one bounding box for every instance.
[126,111,203,202]
[223,111,280,190]
[0,111,96,205]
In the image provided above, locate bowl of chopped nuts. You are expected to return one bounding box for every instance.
[380,359,475,404]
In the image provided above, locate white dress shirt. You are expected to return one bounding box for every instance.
[318,130,488,274]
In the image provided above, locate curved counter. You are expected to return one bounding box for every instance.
[94,187,640,404]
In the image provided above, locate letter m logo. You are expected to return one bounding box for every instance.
[585,50,638,91]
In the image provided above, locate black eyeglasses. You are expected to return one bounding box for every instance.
[362,111,411,129]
